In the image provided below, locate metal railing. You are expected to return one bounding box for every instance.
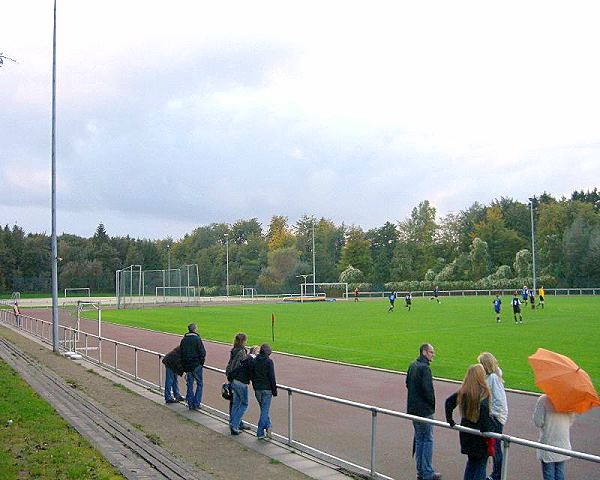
[1,309,599,480]
[357,288,600,298]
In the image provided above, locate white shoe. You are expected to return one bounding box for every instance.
[266,428,272,438]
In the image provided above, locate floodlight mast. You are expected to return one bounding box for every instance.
[312,220,316,296]
[529,197,537,293]
[224,233,230,296]
[50,0,59,352]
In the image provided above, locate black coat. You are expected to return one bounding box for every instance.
[251,353,277,396]
[179,332,206,372]
[445,392,493,458]
[406,355,435,417]
[162,346,184,376]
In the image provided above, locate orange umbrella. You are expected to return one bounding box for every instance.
[528,348,600,414]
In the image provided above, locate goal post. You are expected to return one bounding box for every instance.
[301,282,349,300]
[242,287,257,298]
[64,287,91,298]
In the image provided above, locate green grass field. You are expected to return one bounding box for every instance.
[92,296,600,392]
[0,360,122,479]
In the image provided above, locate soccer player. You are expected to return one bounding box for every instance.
[405,292,412,311]
[388,291,396,312]
[528,287,536,310]
[354,287,359,302]
[430,286,441,303]
[522,285,529,305]
[493,295,502,323]
[538,285,545,309]
[512,292,523,324]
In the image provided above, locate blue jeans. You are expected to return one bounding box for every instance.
[164,367,181,401]
[490,418,503,480]
[541,461,565,480]
[255,390,273,437]
[464,455,487,480]
[185,365,203,409]
[229,380,249,432]
[413,416,434,479]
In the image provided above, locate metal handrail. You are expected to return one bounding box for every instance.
[1,309,599,480]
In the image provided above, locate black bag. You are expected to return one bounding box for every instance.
[221,382,232,400]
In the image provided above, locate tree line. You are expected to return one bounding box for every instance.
[1,189,599,295]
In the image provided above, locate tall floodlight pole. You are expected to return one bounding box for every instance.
[224,233,230,296]
[529,197,537,293]
[51,0,59,352]
[312,220,316,297]
[167,244,171,287]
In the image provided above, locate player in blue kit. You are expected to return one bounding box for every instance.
[493,295,502,323]
[522,286,529,305]
[387,291,396,312]
[405,292,412,311]
[512,292,523,324]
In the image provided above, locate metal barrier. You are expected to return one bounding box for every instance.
[358,288,600,298]
[1,309,599,480]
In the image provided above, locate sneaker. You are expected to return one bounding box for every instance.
[165,398,177,404]
[176,396,185,402]
[230,428,240,436]
[266,427,272,439]
[239,424,251,431]
[257,434,267,440]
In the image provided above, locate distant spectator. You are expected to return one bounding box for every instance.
[478,352,508,480]
[251,343,277,440]
[226,332,252,435]
[180,323,206,411]
[533,394,575,480]
[445,364,494,480]
[13,302,21,327]
[406,343,442,480]
[162,346,185,404]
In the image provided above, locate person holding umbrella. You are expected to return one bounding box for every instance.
[529,348,600,480]
[533,394,575,480]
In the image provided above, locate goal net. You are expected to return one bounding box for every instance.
[242,287,257,298]
[301,282,349,300]
[64,287,91,298]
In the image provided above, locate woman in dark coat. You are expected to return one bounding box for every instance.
[445,364,494,480]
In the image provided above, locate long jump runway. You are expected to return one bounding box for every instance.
[33,309,600,479]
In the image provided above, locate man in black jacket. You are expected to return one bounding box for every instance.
[162,346,185,404]
[180,323,206,411]
[406,343,442,480]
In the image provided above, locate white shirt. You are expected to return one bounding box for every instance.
[486,372,508,425]
[533,394,575,463]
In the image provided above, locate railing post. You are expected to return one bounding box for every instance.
[158,355,163,391]
[501,437,510,480]
[84,334,88,356]
[99,337,102,363]
[134,348,138,381]
[287,389,293,445]
[370,409,377,477]
[114,343,118,371]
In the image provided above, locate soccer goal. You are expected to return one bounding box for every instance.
[64,287,91,298]
[301,282,349,300]
[242,287,257,299]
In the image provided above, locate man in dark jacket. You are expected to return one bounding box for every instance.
[180,323,206,411]
[162,346,185,404]
[406,343,442,480]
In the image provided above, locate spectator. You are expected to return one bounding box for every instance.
[180,323,206,411]
[478,352,508,480]
[13,301,21,327]
[162,346,185,404]
[226,332,252,435]
[533,394,575,480]
[406,343,442,480]
[251,343,277,440]
[445,364,494,480]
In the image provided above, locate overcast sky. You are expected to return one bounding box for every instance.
[2,1,600,240]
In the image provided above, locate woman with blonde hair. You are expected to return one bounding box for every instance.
[445,364,494,480]
[478,352,508,480]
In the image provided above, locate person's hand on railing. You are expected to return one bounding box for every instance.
[447,419,456,428]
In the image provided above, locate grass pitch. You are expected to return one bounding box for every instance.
[94,295,600,392]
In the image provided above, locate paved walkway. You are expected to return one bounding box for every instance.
[30,308,600,479]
